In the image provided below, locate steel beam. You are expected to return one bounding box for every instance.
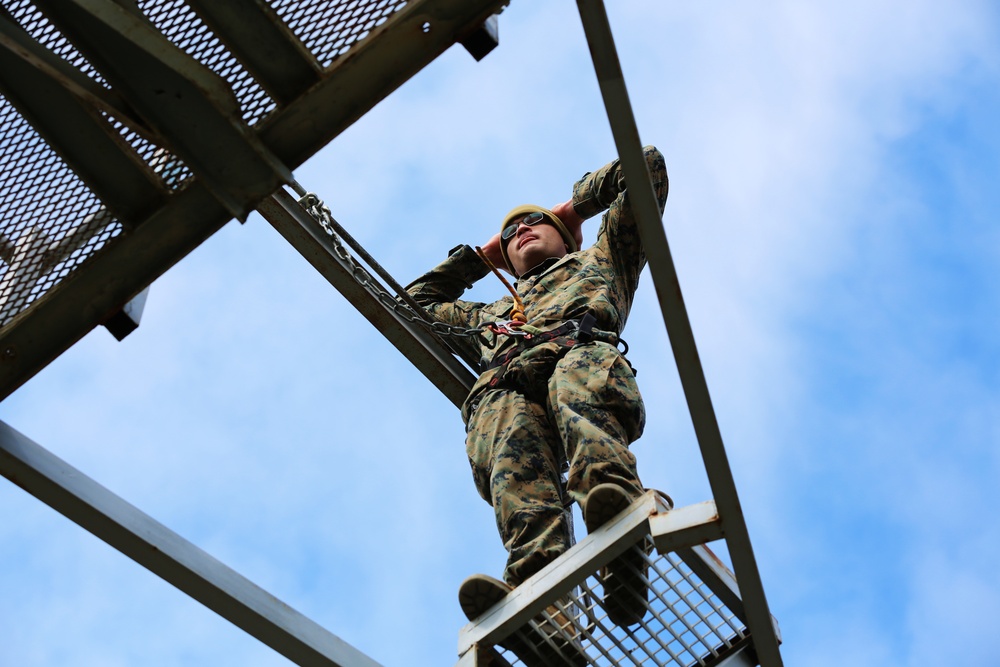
[718,646,758,667]
[0,0,508,401]
[0,6,152,138]
[677,544,747,625]
[258,0,510,170]
[648,500,723,553]
[0,419,383,667]
[677,543,783,646]
[459,14,500,62]
[0,14,166,226]
[576,1,783,664]
[257,188,475,408]
[456,494,744,666]
[103,286,149,341]
[34,0,292,220]
[186,0,321,106]
[0,183,230,400]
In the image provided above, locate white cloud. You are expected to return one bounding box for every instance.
[3,1,999,665]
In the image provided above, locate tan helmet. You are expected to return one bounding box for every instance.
[499,204,578,274]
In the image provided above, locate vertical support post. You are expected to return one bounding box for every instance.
[575,2,783,665]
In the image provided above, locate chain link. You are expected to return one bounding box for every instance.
[297,192,488,343]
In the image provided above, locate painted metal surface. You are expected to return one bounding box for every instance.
[649,500,723,554]
[0,0,508,399]
[459,493,666,656]
[0,13,166,226]
[0,419,384,667]
[457,493,750,667]
[103,286,149,341]
[0,2,784,665]
[186,0,321,106]
[33,0,293,221]
[575,1,783,664]
[0,182,231,399]
[257,188,475,407]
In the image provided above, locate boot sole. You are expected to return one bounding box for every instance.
[459,574,511,622]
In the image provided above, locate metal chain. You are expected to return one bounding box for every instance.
[296,192,489,343]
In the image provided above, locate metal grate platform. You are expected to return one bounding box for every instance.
[271,0,410,68]
[0,0,506,400]
[0,96,122,326]
[140,0,276,125]
[498,545,749,667]
[457,493,770,667]
[0,0,416,331]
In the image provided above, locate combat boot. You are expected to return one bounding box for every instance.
[459,574,588,666]
[583,483,650,627]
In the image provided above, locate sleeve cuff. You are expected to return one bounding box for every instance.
[445,244,491,285]
[572,171,606,221]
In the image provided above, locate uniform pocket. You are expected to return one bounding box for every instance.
[501,341,566,401]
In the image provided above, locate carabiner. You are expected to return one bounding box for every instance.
[486,320,532,338]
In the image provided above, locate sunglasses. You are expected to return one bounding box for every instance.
[501,212,547,241]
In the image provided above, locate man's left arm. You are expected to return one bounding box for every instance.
[406,245,491,330]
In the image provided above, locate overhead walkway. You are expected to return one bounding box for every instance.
[0,1,783,666]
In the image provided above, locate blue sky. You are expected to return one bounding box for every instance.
[2,1,999,665]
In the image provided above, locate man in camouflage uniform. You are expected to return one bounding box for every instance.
[408,147,668,635]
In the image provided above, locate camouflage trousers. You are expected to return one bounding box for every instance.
[464,341,646,586]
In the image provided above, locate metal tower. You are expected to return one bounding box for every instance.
[0,2,782,665]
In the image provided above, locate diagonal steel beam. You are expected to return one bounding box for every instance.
[34,0,292,221]
[0,15,165,227]
[575,1,783,665]
[0,419,384,667]
[186,0,321,107]
[257,188,475,408]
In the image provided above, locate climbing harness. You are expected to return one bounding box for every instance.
[487,312,597,373]
[485,312,635,392]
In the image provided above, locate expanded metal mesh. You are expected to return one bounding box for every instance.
[271,0,409,68]
[0,96,123,328]
[0,0,411,329]
[2,0,106,85]
[491,539,749,667]
[139,0,276,126]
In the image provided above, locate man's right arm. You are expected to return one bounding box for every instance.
[405,244,491,329]
[573,146,669,289]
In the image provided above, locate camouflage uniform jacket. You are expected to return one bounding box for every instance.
[407,147,668,422]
